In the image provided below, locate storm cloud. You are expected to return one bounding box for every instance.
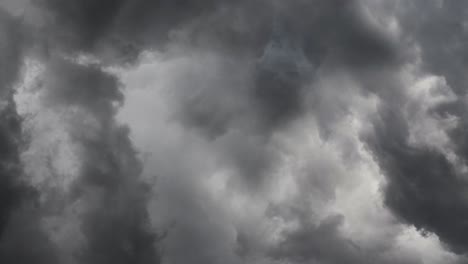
[0,0,468,264]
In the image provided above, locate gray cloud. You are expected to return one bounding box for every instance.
[0,7,61,264]
[1,0,467,263]
[365,103,468,254]
[358,0,468,256]
[35,57,161,264]
[395,0,468,95]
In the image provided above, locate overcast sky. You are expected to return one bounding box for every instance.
[0,1,467,263]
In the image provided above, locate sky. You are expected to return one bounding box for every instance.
[0,0,467,263]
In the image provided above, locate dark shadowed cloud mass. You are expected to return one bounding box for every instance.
[0,0,468,263]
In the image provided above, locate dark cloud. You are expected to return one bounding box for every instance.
[270,215,373,264]
[0,7,61,264]
[0,3,26,240]
[0,99,25,235]
[253,16,314,128]
[359,0,468,256]
[2,0,467,263]
[33,0,223,61]
[269,214,362,263]
[365,104,468,254]
[265,202,423,264]
[36,58,162,264]
[41,59,124,124]
[0,8,25,95]
[396,0,468,94]
[283,0,397,67]
[0,206,59,264]
[180,1,395,137]
[143,0,398,197]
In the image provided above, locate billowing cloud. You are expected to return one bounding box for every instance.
[1,0,468,263]
[360,0,468,256]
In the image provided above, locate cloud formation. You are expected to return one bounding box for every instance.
[0,0,467,264]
